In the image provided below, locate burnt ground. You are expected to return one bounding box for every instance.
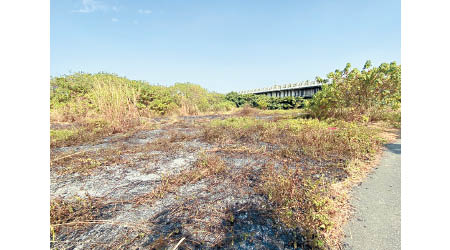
[50,114,318,249]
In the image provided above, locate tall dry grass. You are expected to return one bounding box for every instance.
[89,77,142,131]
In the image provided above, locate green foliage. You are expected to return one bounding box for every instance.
[50,119,112,147]
[225,92,303,110]
[171,83,234,114]
[137,84,179,115]
[50,129,78,144]
[267,96,303,110]
[50,73,94,108]
[50,73,234,122]
[306,60,401,121]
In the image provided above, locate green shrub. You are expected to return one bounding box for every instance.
[225,92,303,110]
[50,73,234,125]
[306,61,401,122]
[172,83,234,114]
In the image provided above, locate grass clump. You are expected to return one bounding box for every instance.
[260,165,333,248]
[274,119,383,161]
[50,195,103,226]
[50,129,78,145]
[172,83,235,115]
[50,195,105,240]
[51,150,104,175]
[233,105,261,117]
[50,119,112,148]
[203,117,268,144]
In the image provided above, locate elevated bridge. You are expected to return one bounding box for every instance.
[238,80,325,98]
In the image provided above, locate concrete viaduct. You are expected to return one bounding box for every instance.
[238,80,325,98]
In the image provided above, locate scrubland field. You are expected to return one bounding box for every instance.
[50,61,400,249]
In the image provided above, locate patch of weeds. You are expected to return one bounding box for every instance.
[259,109,303,116]
[201,117,385,248]
[232,105,261,117]
[203,117,383,162]
[50,119,113,148]
[168,129,200,143]
[51,151,104,175]
[50,147,127,175]
[144,136,185,154]
[50,131,194,175]
[259,164,335,249]
[50,129,79,147]
[202,117,268,144]
[50,195,105,238]
[384,109,401,129]
[212,144,268,156]
[275,119,383,162]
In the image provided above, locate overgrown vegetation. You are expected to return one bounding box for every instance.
[260,168,333,248]
[50,73,234,145]
[226,60,401,125]
[225,92,304,110]
[50,73,235,119]
[202,116,385,248]
[50,60,400,249]
[306,61,401,122]
[50,119,112,147]
[204,117,382,160]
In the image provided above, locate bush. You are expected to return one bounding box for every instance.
[172,83,234,114]
[225,92,303,110]
[50,73,234,127]
[306,61,401,121]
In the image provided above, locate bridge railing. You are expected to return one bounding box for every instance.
[237,80,325,94]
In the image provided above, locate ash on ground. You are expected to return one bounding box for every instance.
[51,115,311,250]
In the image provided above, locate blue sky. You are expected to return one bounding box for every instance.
[51,0,400,93]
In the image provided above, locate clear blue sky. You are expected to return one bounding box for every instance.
[51,0,400,93]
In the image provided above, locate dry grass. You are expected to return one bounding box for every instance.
[50,111,399,249]
[259,164,334,248]
[232,105,261,117]
[50,195,157,249]
[50,76,147,150]
[50,120,114,148]
[200,116,394,249]
[50,133,192,176]
[50,195,106,239]
[89,78,142,131]
[134,152,227,205]
[204,117,383,162]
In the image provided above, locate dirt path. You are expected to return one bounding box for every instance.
[343,139,401,250]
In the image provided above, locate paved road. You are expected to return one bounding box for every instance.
[343,139,401,250]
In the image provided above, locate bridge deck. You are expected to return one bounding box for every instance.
[239,82,324,98]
